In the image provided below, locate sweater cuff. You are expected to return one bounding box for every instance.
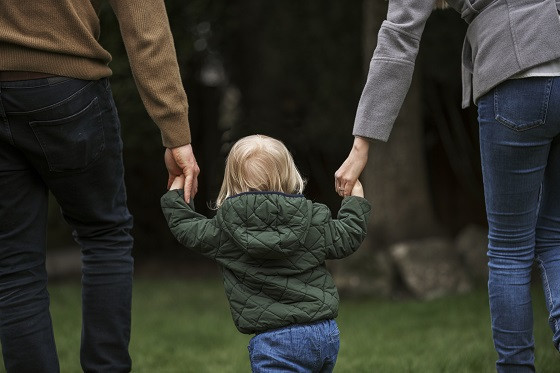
[352,57,415,142]
[160,113,192,148]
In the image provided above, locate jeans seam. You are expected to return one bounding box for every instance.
[536,256,560,336]
[0,113,16,146]
[540,78,553,126]
[46,77,72,86]
[493,78,553,131]
[2,77,70,89]
[29,97,106,173]
[6,81,95,115]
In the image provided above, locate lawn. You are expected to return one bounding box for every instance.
[1,276,558,372]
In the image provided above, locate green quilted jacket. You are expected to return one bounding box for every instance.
[161,190,371,334]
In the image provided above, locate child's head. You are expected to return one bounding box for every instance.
[216,135,305,207]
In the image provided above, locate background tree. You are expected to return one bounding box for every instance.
[361,0,440,247]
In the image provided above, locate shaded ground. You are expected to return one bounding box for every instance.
[2,278,558,372]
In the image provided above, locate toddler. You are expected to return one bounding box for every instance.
[161,134,371,372]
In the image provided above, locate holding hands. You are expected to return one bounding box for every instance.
[169,175,185,191]
[165,136,369,201]
[335,137,369,197]
[165,144,200,202]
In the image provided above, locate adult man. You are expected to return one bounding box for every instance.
[0,1,198,371]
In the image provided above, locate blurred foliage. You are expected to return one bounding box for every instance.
[92,0,364,258]
[47,1,485,257]
[420,10,485,233]
[215,1,363,204]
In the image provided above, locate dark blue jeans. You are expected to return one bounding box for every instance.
[248,319,340,373]
[478,76,560,372]
[0,77,134,372]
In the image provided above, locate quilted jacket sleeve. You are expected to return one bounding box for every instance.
[160,190,220,258]
[324,196,371,260]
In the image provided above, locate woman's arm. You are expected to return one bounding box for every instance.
[353,0,436,141]
[336,1,437,193]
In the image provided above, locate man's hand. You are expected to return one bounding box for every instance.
[165,144,200,202]
[334,136,369,197]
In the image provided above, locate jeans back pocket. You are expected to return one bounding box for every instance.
[494,77,553,131]
[31,97,105,172]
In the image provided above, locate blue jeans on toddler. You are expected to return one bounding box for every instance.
[248,319,340,373]
[478,76,560,372]
[0,77,133,372]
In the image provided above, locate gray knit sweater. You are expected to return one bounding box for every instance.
[354,0,560,142]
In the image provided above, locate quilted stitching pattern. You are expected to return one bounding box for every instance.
[161,190,371,334]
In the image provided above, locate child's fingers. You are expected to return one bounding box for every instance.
[167,174,175,190]
[170,175,185,190]
[351,180,364,197]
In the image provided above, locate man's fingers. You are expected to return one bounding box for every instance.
[183,162,199,202]
[165,145,200,200]
[192,176,199,198]
[183,173,194,203]
[188,174,198,200]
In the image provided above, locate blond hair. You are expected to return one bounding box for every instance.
[435,0,448,9]
[215,135,305,207]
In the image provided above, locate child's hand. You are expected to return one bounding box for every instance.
[169,175,186,191]
[351,180,364,198]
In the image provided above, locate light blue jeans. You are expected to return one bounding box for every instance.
[248,319,339,373]
[478,76,560,372]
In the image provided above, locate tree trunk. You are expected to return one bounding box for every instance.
[361,0,440,247]
[329,0,441,297]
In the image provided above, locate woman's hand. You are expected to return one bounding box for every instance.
[335,136,370,197]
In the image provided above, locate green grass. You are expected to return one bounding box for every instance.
[1,278,559,372]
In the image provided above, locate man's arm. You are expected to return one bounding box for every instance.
[108,0,199,201]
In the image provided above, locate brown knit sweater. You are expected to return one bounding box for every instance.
[0,0,190,148]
